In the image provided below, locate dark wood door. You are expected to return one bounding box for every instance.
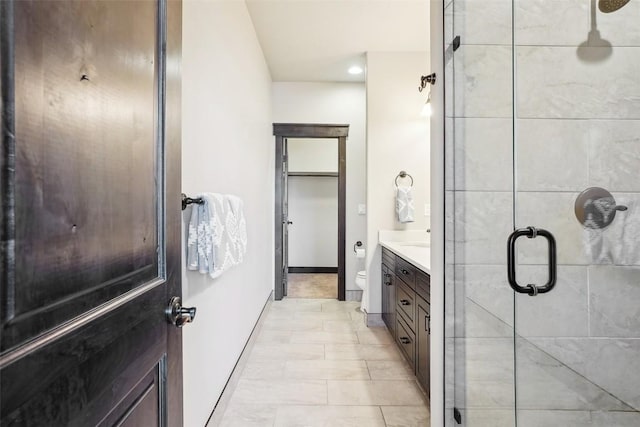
[0,0,184,425]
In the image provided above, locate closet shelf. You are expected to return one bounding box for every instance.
[288,172,339,177]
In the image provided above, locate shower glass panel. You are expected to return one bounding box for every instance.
[444,0,517,425]
[513,0,640,425]
[444,0,640,426]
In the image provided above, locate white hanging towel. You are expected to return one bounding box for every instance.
[187,193,247,279]
[583,196,640,265]
[396,185,415,223]
[224,194,248,264]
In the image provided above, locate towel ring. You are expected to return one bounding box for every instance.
[395,171,414,187]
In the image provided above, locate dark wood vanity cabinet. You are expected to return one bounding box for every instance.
[381,247,430,395]
[381,248,396,337]
[416,298,430,398]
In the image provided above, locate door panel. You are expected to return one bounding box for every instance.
[512,1,640,424]
[1,0,183,425]
[6,0,160,351]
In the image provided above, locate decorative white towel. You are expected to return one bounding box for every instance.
[187,193,247,279]
[225,195,248,263]
[583,196,640,265]
[396,185,415,223]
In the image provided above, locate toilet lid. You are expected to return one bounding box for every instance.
[357,271,366,278]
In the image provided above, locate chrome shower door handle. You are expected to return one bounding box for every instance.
[507,227,557,296]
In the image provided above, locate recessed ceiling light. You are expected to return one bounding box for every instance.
[348,66,363,75]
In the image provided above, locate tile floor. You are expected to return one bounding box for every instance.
[213,298,430,427]
[286,274,338,299]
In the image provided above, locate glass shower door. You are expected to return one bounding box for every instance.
[444,0,518,425]
[444,0,640,426]
[512,0,640,425]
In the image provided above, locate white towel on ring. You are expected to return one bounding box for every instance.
[396,185,415,223]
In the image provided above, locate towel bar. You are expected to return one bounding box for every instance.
[182,193,204,210]
[395,171,414,187]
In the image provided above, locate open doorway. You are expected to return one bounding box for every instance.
[273,124,348,301]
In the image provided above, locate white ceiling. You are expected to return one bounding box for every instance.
[245,0,430,82]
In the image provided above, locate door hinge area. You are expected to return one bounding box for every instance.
[453,407,462,424]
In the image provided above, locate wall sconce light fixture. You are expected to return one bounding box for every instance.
[419,73,437,117]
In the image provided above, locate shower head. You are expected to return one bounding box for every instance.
[599,0,631,13]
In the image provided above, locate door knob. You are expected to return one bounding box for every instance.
[166,297,197,327]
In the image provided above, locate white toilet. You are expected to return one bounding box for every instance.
[355,270,368,313]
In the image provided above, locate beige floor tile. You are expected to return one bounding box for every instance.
[231,379,328,405]
[213,298,430,427]
[327,380,427,406]
[356,328,394,344]
[240,360,287,380]
[255,330,293,344]
[381,405,431,427]
[290,331,358,344]
[323,320,369,333]
[274,405,386,427]
[262,318,324,332]
[349,310,366,321]
[218,404,277,427]
[268,308,350,321]
[321,300,361,312]
[269,300,323,312]
[287,273,337,299]
[324,344,403,361]
[296,310,352,321]
[284,360,370,380]
[367,360,416,380]
[249,343,325,361]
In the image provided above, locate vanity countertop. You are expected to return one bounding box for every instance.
[378,230,431,274]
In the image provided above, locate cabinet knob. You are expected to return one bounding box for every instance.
[399,337,411,344]
[400,299,410,306]
[401,269,410,275]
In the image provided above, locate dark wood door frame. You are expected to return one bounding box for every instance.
[273,123,348,301]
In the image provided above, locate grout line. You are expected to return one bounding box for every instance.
[379,405,389,427]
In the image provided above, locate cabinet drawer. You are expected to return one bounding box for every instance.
[396,279,415,331]
[395,257,416,290]
[396,315,416,369]
[382,247,396,269]
[416,270,430,303]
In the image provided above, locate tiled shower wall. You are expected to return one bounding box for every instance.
[445,1,640,426]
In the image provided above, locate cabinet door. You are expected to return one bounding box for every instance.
[381,264,395,337]
[416,299,431,396]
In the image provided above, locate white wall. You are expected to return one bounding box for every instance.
[288,177,338,267]
[181,1,273,426]
[366,51,430,315]
[273,82,367,291]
